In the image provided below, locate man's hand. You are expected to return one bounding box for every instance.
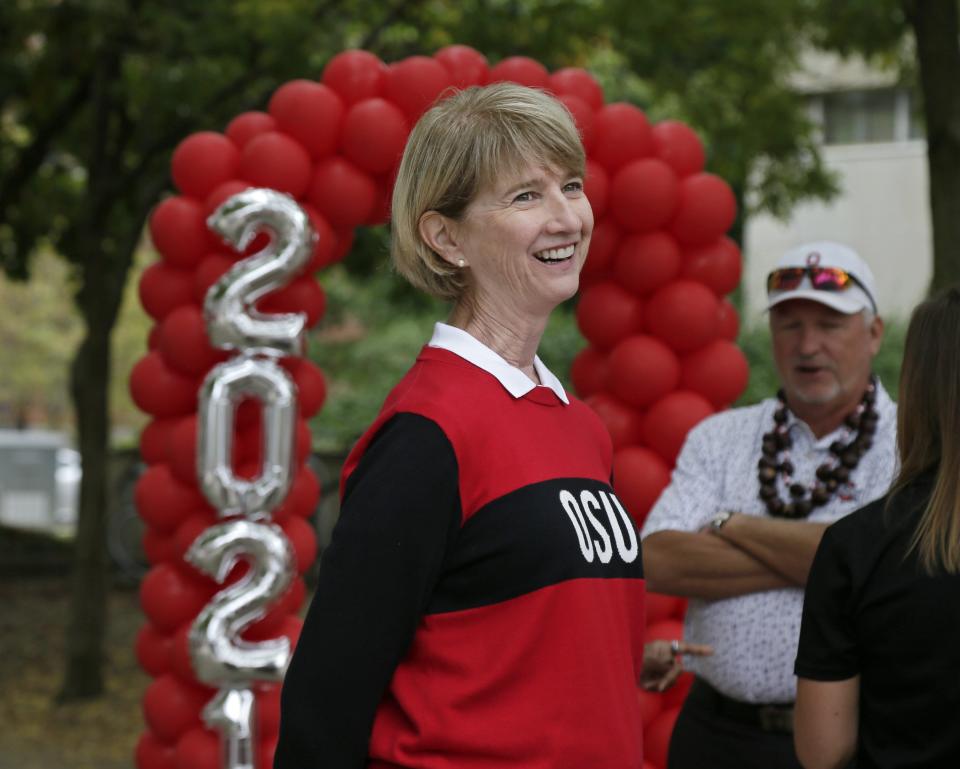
[640,639,713,692]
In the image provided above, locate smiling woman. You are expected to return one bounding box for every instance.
[274,83,647,769]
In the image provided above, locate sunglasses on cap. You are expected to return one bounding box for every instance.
[767,266,876,311]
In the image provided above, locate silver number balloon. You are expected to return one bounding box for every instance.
[203,687,257,769]
[198,354,297,519]
[205,188,316,357]
[186,519,294,685]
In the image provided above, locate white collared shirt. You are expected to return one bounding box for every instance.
[427,322,569,404]
[641,383,898,703]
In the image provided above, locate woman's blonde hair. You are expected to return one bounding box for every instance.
[890,285,960,574]
[390,83,585,301]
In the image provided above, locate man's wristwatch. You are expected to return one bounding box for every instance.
[710,511,733,531]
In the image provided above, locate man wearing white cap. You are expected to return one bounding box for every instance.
[640,241,898,769]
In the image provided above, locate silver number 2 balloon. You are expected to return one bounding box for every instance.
[190,188,316,769]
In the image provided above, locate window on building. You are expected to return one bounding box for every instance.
[810,87,923,145]
[822,89,898,144]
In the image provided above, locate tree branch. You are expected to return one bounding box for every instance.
[0,74,92,220]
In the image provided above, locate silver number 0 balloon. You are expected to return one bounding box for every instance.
[190,188,316,769]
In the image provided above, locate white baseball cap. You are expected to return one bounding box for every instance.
[766,241,878,315]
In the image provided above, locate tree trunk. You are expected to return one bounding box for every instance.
[58,295,114,701]
[905,0,960,293]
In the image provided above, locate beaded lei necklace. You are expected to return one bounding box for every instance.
[758,377,878,519]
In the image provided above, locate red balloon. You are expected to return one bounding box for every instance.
[663,671,694,709]
[135,731,177,769]
[283,357,327,417]
[149,196,213,269]
[135,624,173,677]
[192,252,235,304]
[576,281,644,349]
[299,204,339,273]
[147,324,161,351]
[610,159,680,233]
[570,346,609,398]
[245,576,307,639]
[716,298,739,341]
[614,232,682,297]
[172,511,217,563]
[268,80,344,160]
[646,618,684,643]
[296,418,312,464]
[645,280,720,353]
[143,527,179,566]
[157,305,222,378]
[239,131,313,198]
[139,262,195,322]
[434,44,489,89]
[274,465,321,521]
[613,445,671,525]
[257,276,327,329]
[646,591,685,625]
[202,179,253,218]
[280,614,305,650]
[168,622,197,684]
[322,49,388,105]
[584,159,609,219]
[488,56,550,88]
[383,56,452,122]
[282,515,318,574]
[682,236,742,296]
[366,174,393,226]
[257,685,282,738]
[557,94,595,153]
[333,228,356,262]
[591,103,654,172]
[166,414,198,486]
[339,98,409,175]
[584,392,643,449]
[225,111,277,149]
[652,120,706,177]
[140,418,176,465]
[140,563,212,634]
[642,391,714,465]
[308,156,377,229]
[129,351,199,418]
[608,335,680,408]
[681,339,749,408]
[581,217,620,283]
[636,688,664,729]
[644,706,681,769]
[171,132,240,200]
[548,67,604,110]
[135,464,205,534]
[670,173,737,247]
[174,727,220,769]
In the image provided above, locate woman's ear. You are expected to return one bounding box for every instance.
[419,211,466,268]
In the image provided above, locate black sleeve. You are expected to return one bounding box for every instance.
[794,523,860,681]
[274,413,461,769]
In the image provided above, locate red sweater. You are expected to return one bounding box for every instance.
[276,346,646,769]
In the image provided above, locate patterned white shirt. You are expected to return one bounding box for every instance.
[640,383,897,703]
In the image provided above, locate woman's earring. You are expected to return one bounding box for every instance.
[458,259,465,268]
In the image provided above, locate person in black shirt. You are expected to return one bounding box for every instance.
[794,285,960,769]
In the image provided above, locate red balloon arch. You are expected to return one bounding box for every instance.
[131,45,747,769]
